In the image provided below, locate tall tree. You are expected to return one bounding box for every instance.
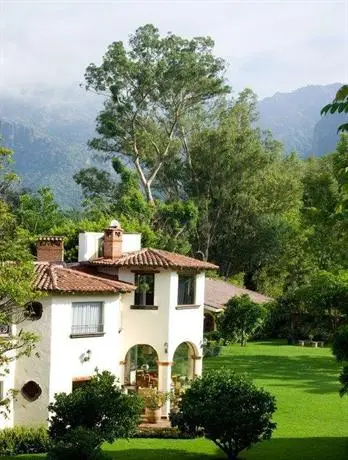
[75,158,198,254]
[155,90,304,292]
[0,144,38,415]
[84,24,230,204]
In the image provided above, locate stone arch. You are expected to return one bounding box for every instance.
[123,344,159,389]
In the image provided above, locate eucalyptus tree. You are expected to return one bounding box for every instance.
[84,24,230,204]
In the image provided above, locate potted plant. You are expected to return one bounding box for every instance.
[141,388,170,423]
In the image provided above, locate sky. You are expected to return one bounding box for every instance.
[0,0,347,99]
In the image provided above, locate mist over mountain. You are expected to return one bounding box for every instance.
[0,85,103,207]
[0,83,346,207]
[258,82,346,157]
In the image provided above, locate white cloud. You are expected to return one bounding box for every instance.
[0,0,346,98]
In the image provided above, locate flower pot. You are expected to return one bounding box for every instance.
[145,407,161,424]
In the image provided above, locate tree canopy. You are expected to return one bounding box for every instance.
[84,24,230,203]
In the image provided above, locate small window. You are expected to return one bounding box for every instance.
[134,274,154,306]
[178,275,196,305]
[72,302,103,336]
[21,381,42,401]
[25,302,43,321]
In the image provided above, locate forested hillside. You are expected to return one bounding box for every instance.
[0,82,345,207]
[0,86,102,207]
[1,25,347,302]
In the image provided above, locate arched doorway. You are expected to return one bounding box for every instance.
[124,344,158,390]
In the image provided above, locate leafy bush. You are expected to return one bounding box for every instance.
[203,340,222,358]
[47,370,143,460]
[134,426,193,439]
[0,425,50,455]
[217,295,267,346]
[204,331,221,342]
[170,369,277,460]
[46,427,102,460]
[140,387,171,410]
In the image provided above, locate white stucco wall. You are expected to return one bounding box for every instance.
[13,298,52,426]
[78,232,104,261]
[167,271,205,360]
[121,270,204,363]
[121,270,173,362]
[0,340,16,429]
[49,295,122,403]
[122,234,141,253]
[78,232,141,262]
[11,294,122,427]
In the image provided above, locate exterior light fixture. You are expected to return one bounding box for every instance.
[164,342,168,354]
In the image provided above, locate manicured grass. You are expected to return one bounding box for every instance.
[205,340,348,459]
[5,341,348,459]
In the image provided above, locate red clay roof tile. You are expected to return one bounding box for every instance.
[90,248,218,270]
[34,263,135,294]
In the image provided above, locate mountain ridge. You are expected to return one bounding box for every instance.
[0,82,346,207]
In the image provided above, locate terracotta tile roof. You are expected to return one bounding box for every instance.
[90,248,219,271]
[204,278,272,311]
[34,263,135,294]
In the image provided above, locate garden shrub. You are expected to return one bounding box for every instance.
[170,369,276,460]
[133,426,194,439]
[217,295,267,346]
[47,370,143,460]
[203,340,222,357]
[0,425,50,455]
[46,427,103,460]
[204,331,221,342]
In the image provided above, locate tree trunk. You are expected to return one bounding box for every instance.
[144,182,155,205]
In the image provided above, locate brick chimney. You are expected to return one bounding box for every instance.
[103,220,123,259]
[36,236,64,262]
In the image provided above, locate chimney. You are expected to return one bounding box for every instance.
[103,220,123,259]
[37,236,64,262]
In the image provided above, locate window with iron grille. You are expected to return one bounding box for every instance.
[178,275,196,305]
[71,302,104,336]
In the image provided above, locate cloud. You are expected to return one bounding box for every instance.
[0,0,346,98]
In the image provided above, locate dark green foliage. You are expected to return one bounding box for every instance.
[48,370,143,460]
[276,271,348,339]
[133,426,194,439]
[75,157,198,254]
[217,295,267,346]
[321,85,348,133]
[46,427,103,460]
[203,331,221,342]
[0,425,50,455]
[85,24,229,203]
[332,325,348,396]
[170,369,276,460]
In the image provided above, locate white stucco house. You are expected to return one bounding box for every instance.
[0,221,218,428]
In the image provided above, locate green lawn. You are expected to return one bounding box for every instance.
[5,341,348,460]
